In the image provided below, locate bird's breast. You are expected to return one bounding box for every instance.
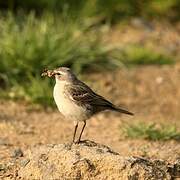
[53,83,90,121]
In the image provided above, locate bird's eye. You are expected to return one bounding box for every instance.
[56,73,61,75]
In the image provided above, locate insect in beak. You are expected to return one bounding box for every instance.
[41,68,55,77]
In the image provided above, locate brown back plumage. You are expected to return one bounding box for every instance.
[64,81,134,116]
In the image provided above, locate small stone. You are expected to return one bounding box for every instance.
[0,138,11,146]
[20,159,30,167]
[156,76,163,84]
[0,163,6,171]
[39,154,48,161]
[11,148,23,158]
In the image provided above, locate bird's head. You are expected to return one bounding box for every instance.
[41,67,77,83]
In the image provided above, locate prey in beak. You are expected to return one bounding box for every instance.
[41,68,55,77]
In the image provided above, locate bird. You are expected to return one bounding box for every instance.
[41,67,134,144]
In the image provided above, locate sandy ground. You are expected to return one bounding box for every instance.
[1,64,180,178]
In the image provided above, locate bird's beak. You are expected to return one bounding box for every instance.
[41,69,55,77]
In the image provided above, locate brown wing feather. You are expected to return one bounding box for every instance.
[64,83,134,116]
[65,84,111,106]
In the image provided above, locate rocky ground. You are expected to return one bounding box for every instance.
[0,63,180,179]
[17,141,180,179]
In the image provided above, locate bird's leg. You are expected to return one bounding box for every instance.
[76,121,86,143]
[72,122,78,143]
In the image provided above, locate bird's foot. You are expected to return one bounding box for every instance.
[74,140,83,144]
[71,139,91,146]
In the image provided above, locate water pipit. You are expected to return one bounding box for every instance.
[41,67,133,143]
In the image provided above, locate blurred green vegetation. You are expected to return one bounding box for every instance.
[0,0,179,106]
[1,0,179,21]
[0,13,176,106]
[111,45,173,66]
[0,13,115,106]
[123,122,180,141]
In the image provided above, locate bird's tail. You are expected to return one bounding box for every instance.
[112,106,134,116]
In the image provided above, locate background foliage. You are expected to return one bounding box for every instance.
[1,0,180,21]
[0,0,179,106]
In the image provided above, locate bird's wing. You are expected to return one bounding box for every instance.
[64,83,114,108]
[64,83,134,115]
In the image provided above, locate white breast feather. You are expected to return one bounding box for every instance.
[53,82,88,121]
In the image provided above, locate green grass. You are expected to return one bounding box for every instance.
[123,122,180,141]
[0,13,176,106]
[111,45,174,66]
[0,13,118,106]
[2,0,180,22]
